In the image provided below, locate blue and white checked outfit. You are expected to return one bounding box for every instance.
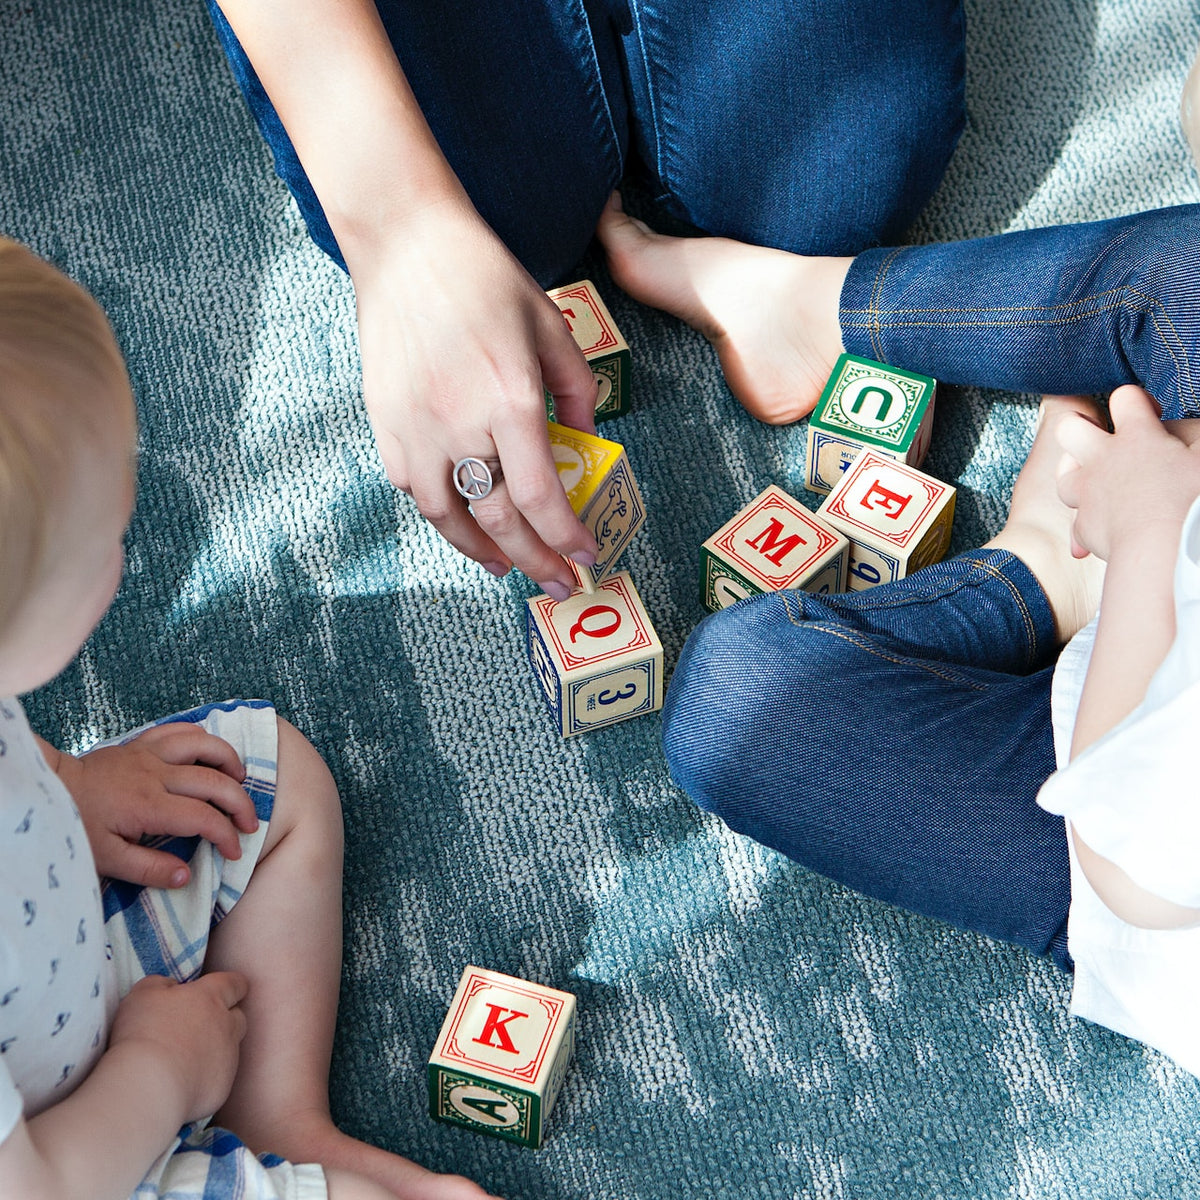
[0,697,327,1200]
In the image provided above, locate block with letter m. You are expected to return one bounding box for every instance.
[699,485,849,612]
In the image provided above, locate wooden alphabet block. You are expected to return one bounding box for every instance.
[547,278,631,422]
[816,449,955,590]
[805,353,937,494]
[428,966,577,1149]
[548,421,645,582]
[700,484,849,612]
[526,570,663,736]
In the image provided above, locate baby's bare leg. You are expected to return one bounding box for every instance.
[207,718,497,1200]
[596,193,849,424]
[985,396,1107,643]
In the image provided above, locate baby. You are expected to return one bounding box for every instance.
[0,238,497,1200]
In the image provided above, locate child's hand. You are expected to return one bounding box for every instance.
[108,972,248,1124]
[53,723,258,889]
[1056,385,1200,562]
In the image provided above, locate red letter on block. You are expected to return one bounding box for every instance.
[859,479,912,521]
[472,1004,529,1054]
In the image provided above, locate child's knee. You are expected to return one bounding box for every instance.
[272,716,344,851]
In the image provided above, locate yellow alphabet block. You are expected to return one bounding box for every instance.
[549,421,646,582]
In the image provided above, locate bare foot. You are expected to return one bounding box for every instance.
[596,192,851,424]
[985,396,1107,642]
[261,1108,501,1200]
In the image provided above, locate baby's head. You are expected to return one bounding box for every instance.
[0,239,137,697]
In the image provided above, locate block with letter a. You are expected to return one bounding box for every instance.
[700,484,849,612]
[816,449,955,590]
[804,353,937,495]
[428,966,577,1149]
[526,570,663,736]
[546,278,632,422]
[548,421,646,583]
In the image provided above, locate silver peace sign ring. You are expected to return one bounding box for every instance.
[452,456,503,502]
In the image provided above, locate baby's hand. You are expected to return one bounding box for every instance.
[55,723,257,888]
[1056,385,1200,562]
[109,973,248,1124]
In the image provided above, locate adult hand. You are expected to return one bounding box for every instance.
[109,973,248,1124]
[54,723,256,888]
[351,197,599,600]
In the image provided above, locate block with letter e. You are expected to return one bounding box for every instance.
[700,484,849,612]
[526,570,663,736]
[428,966,577,1149]
[805,353,937,494]
[548,421,646,582]
[816,450,955,590]
[547,278,631,422]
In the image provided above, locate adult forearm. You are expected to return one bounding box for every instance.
[212,0,468,267]
[840,205,1200,418]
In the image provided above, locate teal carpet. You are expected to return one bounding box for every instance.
[5,1,1200,1196]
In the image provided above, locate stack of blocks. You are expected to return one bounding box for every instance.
[701,352,956,608]
[428,966,577,1148]
[524,285,663,736]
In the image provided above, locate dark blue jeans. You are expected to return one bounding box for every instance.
[667,206,1200,968]
[841,203,1200,419]
[663,551,1073,969]
[206,0,967,284]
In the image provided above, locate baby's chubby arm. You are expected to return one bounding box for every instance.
[1055,386,1200,928]
[0,971,247,1200]
[36,723,259,890]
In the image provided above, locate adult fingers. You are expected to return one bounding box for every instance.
[538,298,598,438]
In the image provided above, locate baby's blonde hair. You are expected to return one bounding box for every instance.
[0,238,132,642]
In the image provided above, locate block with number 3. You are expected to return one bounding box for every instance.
[526,570,663,735]
[547,278,631,421]
[700,485,849,612]
[428,966,577,1149]
[816,449,955,590]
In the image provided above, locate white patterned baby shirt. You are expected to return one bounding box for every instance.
[0,696,117,1143]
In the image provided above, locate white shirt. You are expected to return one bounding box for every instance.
[1038,497,1200,1077]
[0,698,117,1143]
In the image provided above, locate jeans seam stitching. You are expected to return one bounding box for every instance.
[776,614,991,690]
[867,247,906,361]
[779,552,1042,676]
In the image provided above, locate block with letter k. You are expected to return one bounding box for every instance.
[428,966,577,1148]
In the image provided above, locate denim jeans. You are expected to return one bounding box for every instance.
[841,203,1200,419]
[662,550,1073,969]
[206,0,966,284]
